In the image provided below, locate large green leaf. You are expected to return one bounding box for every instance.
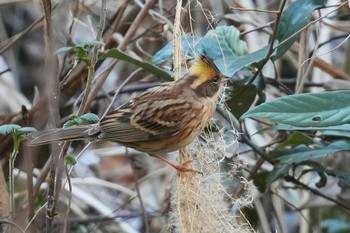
[151,36,201,65]
[272,140,350,163]
[272,0,326,60]
[151,26,248,77]
[201,26,248,75]
[241,90,350,127]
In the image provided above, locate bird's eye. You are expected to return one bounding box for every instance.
[211,76,219,83]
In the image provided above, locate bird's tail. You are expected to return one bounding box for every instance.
[26,125,93,146]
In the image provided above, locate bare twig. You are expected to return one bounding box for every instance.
[77,0,107,115]
[127,152,150,233]
[22,106,37,233]
[173,0,183,81]
[249,0,288,83]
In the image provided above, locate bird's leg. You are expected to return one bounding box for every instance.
[154,155,202,174]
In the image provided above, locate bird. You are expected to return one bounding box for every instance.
[27,54,226,172]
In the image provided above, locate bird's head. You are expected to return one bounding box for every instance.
[186,54,226,98]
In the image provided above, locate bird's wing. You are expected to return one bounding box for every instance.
[97,84,188,142]
[97,101,152,142]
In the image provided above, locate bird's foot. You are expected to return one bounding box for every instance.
[155,155,202,174]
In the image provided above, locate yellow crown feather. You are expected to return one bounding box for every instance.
[189,54,220,79]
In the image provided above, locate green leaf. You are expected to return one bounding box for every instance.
[63,117,79,128]
[55,46,73,54]
[55,40,104,64]
[262,124,350,132]
[79,113,100,124]
[241,90,350,127]
[101,49,172,81]
[321,219,350,233]
[272,140,350,163]
[277,132,314,149]
[205,26,248,57]
[252,171,269,193]
[151,26,249,77]
[201,26,248,75]
[63,113,100,128]
[228,82,257,119]
[80,40,104,49]
[272,0,326,60]
[318,130,350,139]
[266,164,291,185]
[66,155,77,165]
[18,127,37,133]
[151,36,201,65]
[0,124,21,135]
[337,172,350,188]
[231,45,271,74]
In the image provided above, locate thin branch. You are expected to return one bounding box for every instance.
[127,152,150,233]
[96,0,107,42]
[249,0,288,84]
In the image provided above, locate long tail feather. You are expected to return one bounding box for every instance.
[26,126,92,146]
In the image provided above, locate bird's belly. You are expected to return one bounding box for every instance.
[125,128,202,154]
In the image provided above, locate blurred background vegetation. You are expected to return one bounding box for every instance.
[1,0,350,233]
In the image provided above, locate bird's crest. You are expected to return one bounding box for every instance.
[189,54,221,79]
